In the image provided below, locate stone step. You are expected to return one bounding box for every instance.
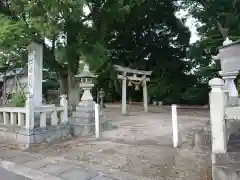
[213,165,240,180]
[228,132,240,152]
[213,153,240,180]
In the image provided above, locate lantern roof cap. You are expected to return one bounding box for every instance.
[219,37,240,49]
[75,64,97,78]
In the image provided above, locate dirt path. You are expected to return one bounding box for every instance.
[27,105,212,180]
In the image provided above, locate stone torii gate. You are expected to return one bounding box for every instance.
[114,65,152,115]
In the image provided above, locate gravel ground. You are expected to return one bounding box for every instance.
[25,105,212,180]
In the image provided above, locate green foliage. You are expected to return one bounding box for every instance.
[2,0,235,105]
[178,0,240,104]
[8,91,27,107]
[101,0,194,104]
[237,79,240,96]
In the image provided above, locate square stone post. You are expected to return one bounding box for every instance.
[60,94,68,124]
[25,93,34,129]
[142,78,148,112]
[209,78,227,154]
[122,72,127,115]
[28,42,43,107]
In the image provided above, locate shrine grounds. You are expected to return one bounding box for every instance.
[23,104,212,180]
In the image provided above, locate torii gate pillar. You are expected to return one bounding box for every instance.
[122,72,127,115]
[142,78,148,112]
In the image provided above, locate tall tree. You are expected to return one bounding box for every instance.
[0,0,144,106]
[98,0,194,103]
[178,0,240,104]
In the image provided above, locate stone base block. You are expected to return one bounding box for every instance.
[0,124,70,147]
[76,101,95,110]
[72,111,94,120]
[70,119,113,136]
[70,116,95,125]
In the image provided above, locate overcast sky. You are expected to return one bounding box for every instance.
[175,10,200,44]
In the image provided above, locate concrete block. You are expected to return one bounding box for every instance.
[16,133,36,144]
[23,159,50,169]
[72,111,94,119]
[33,133,45,143]
[70,124,94,136]
[70,117,94,125]
[59,167,97,180]
[8,154,37,164]
[2,131,16,140]
[91,176,114,180]
[212,165,240,180]
[0,151,18,160]
[38,163,75,176]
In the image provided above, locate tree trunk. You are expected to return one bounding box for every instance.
[59,75,68,94]
[67,67,80,111]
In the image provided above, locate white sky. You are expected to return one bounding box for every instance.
[175,10,200,44]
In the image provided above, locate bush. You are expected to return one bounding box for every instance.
[8,91,27,107]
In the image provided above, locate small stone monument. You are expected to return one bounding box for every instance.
[28,42,43,107]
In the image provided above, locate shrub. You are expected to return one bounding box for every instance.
[8,91,27,107]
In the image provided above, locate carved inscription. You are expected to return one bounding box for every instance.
[28,48,36,94]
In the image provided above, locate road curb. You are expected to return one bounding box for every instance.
[0,158,64,180]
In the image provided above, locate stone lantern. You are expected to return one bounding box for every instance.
[71,64,98,136]
[74,64,97,102]
[98,88,105,108]
[212,38,240,105]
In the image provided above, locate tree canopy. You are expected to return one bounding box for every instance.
[0,0,237,105]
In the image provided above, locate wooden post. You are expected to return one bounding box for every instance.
[172,104,179,148]
[143,78,148,112]
[95,103,100,138]
[122,72,127,115]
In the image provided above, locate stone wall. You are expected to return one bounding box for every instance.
[5,75,28,94]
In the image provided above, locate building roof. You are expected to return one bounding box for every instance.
[0,68,25,81]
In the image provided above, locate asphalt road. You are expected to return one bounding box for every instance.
[0,167,31,180]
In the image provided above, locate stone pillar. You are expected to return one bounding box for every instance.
[209,78,227,154]
[60,94,68,124]
[25,93,34,129]
[122,72,127,115]
[28,42,43,107]
[219,71,238,105]
[142,79,148,112]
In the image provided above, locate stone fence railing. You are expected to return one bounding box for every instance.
[0,94,68,129]
[209,77,240,155]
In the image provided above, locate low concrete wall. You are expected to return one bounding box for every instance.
[0,124,70,147]
[70,118,112,137]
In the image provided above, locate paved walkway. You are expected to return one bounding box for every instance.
[0,150,114,180]
[0,105,212,180]
[0,167,31,180]
[26,106,212,180]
